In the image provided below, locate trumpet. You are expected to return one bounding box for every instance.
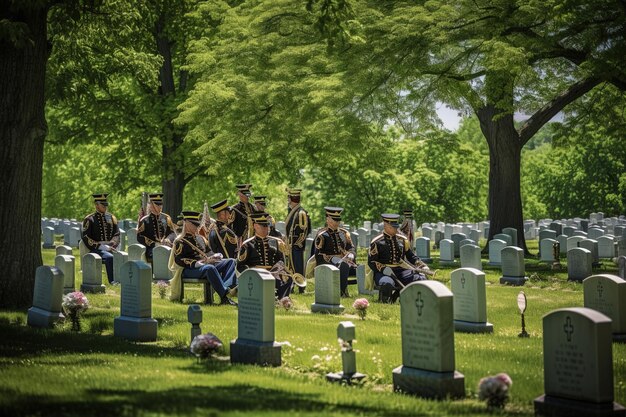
[400,259,438,278]
[270,261,307,288]
[330,251,358,268]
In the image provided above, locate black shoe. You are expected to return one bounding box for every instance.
[379,283,394,304]
[220,296,238,306]
[341,289,350,298]
[390,290,400,304]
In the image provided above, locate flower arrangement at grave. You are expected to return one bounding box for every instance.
[156,280,169,299]
[278,296,293,311]
[478,373,513,408]
[190,332,223,360]
[352,298,369,320]
[62,291,90,332]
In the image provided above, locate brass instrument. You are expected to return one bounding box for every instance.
[400,259,438,278]
[270,261,307,288]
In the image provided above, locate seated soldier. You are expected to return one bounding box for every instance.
[173,211,237,306]
[314,207,357,297]
[368,213,427,303]
[82,193,120,284]
[253,195,283,239]
[137,193,176,262]
[208,199,238,259]
[237,212,293,300]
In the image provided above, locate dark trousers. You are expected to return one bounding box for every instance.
[292,247,305,293]
[145,245,154,263]
[374,267,424,288]
[91,249,114,283]
[276,277,293,299]
[183,259,236,298]
[328,260,356,294]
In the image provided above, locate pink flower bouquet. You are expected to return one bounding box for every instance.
[353,298,369,320]
[478,373,513,408]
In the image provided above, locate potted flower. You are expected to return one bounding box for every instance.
[478,373,513,408]
[190,333,223,361]
[352,298,369,320]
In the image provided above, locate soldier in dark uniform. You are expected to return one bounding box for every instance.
[253,195,282,239]
[208,199,238,259]
[399,209,415,247]
[237,212,293,300]
[368,213,427,303]
[173,211,237,306]
[137,193,176,262]
[284,188,311,294]
[230,183,256,241]
[314,207,357,297]
[82,193,120,284]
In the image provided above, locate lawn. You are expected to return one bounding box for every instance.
[0,240,624,417]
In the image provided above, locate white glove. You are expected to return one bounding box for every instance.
[214,253,223,261]
[347,252,355,260]
[98,244,111,251]
[196,261,205,268]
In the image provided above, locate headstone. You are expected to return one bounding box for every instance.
[127,228,138,246]
[231,268,281,366]
[562,226,576,237]
[451,268,493,333]
[275,221,286,236]
[619,256,626,280]
[363,221,371,230]
[327,321,367,383]
[567,247,593,282]
[304,237,314,259]
[579,239,600,265]
[80,253,106,293]
[539,229,557,242]
[434,231,444,248]
[580,219,589,232]
[357,228,368,248]
[128,243,146,262]
[119,229,127,252]
[439,239,455,265]
[567,236,586,252]
[540,238,558,263]
[614,225,626,238]
[27,266,65,328]
[534,307,625,417]
[42,226,56,249]
[311,265,345,314]
[356,264,376,296]
[618,238,626,258]
[459,238,474,248]
[68,227,81,249]
[113,260,158,342]
[573,230,588,238]
[583,274,626,342]
[414,237,432,263]
[55,245,73,256]
[152,245,172,281]
[187,304,202,343]
[469,229,481,245]
[493,233,512,246]
[588,228,605,240]
[557,234,569,255]
[444,224,454,240]
[392,281,465,399]
[488,239,507,266]
[459,244,482,271]
[598,236,617,259]
[55,255,75,294]
[421,226,433,240]
[549,221,562,236]
[113,250,129,285]
[502,227,518,246]
[499,246,527,286]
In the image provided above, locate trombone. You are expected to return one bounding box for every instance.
[270,261,307,288]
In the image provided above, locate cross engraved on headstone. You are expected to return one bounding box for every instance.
[248,280,253,297]
[461,274,466,289]
[415,292,424,317]
[597,281,604,298]
[563,316,574,342]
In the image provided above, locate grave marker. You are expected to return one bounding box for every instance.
[113,260,157,342]
[55,254,75,294]
[583,274,626,342]
[27,266,65,328]
[459,244,482,271]
[311,264,345,314]
[80,253,105,293]
[499,246,527,286]
[451,268,493,333]
[567,247,593,282]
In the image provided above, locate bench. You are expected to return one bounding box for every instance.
[181,278,215,305]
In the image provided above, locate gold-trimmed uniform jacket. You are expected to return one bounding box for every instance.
[209,221,238,259]
[284,204,311,249]
[82,212,120,251]
[314,227,355,265]
[137,212,176,249]
[237,235,287,272]
[230,201,256,239]
[368,232,420,273]
[173,233,210,269]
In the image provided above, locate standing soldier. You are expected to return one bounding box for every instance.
[284,188,310,294]
[399,209,415,247]
[82,193,120,284]
[253,195,282,239]
[208,199,238,259]
[173,211,238,306]
[137,193,176,262]
[230,183,256,241]
[368,213,427,303]
[237,212,293,300]
[314,207,357,297]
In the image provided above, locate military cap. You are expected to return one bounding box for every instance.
[403,209,413,217]
[324,207,343,221]
[253,195,267,205]
[382,213,400,227]
[92,193,109,206]
[236,183,252,196]
[181,211,202,225]
[149,193,164,205]
[286,188,302,197]
[251,212,270,226]
[210,199,230,213]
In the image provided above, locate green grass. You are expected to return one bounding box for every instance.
[0,242,624,416]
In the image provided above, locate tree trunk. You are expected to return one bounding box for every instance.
[0,5,49,308]
[162,141,185,219]
[477,105,529,254]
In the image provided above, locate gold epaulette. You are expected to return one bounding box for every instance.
[370,233,384,244]
[242,236,256,246]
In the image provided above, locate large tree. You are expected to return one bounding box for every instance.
[307,0,625,252]
[0,0,159,308]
